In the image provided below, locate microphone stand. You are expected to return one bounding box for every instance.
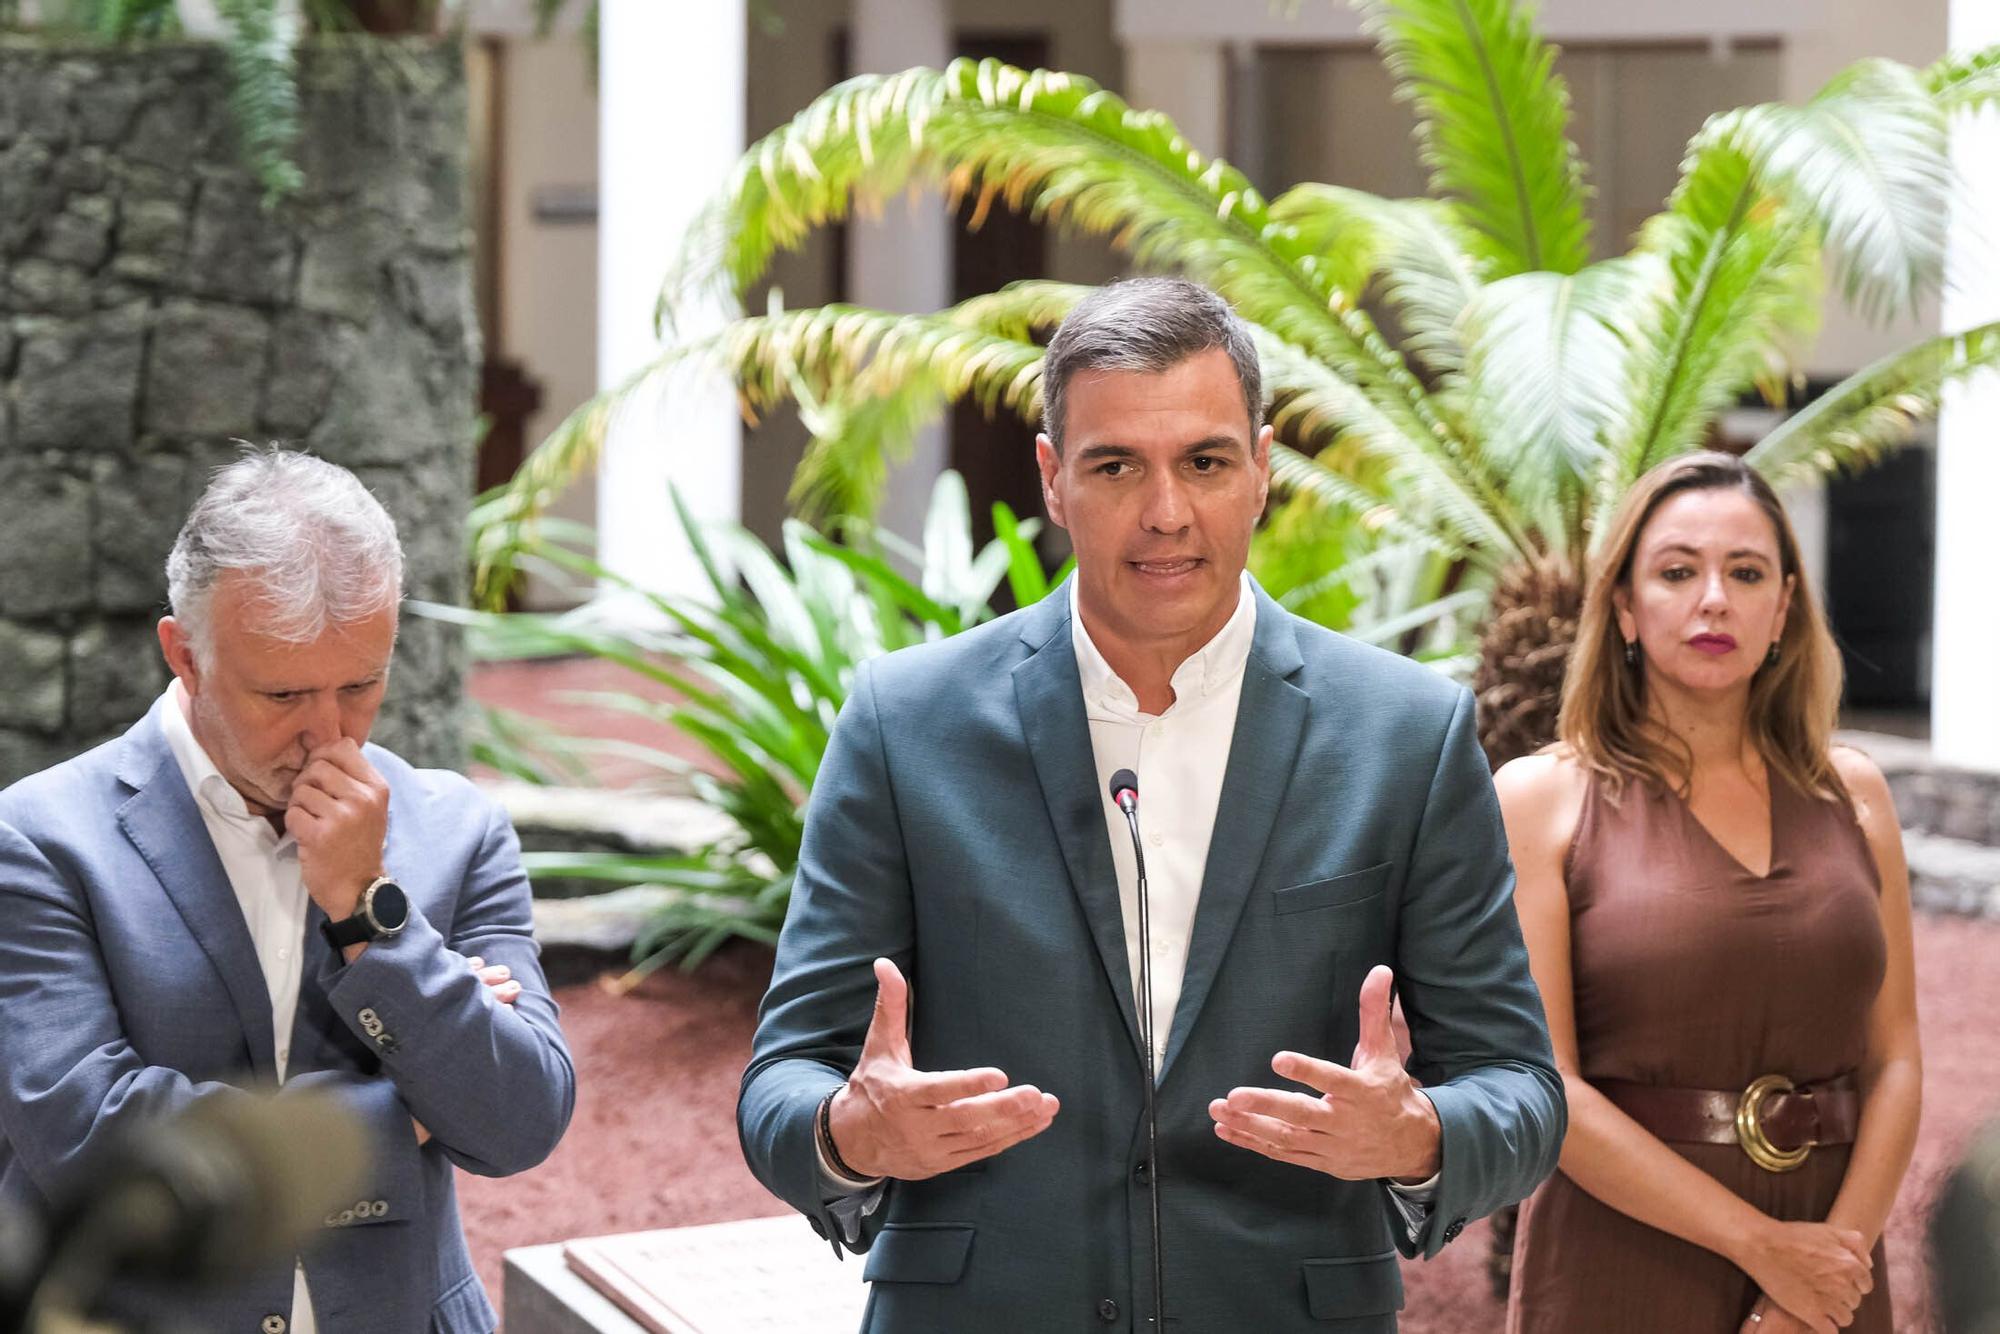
[1111,772,1165,1332]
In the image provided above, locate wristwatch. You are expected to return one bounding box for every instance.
[320,876,410,949]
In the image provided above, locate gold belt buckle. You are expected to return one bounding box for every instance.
[1737,1074,1812,1173]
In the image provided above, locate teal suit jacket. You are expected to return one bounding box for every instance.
[740,580,1563,1331]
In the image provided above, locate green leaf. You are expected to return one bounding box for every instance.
[663,58,1447,457]
[1461,256,1666,534]
[1618,150,1822,508]
[1924,43,2000,117]
[1712,59,1951,322]
[1746,319,2000,488]
[1269,187,1490,373]
[1356,0,1592,277]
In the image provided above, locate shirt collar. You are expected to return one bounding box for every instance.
[1069,571,1257,717]
[159,682,283,837]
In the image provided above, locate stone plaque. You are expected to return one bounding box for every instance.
[558,1214,868,1334]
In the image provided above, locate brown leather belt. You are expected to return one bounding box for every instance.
[1600,1074,1861,1173]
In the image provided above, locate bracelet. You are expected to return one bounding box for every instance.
[819,1086,868,1181]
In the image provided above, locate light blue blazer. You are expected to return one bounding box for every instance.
[0,698,575,1333]
[740,579,1564,1332]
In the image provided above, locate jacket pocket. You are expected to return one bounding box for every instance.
[430,1269,497,1332]
[1302,1251,1405,1318]
[1272,863,1391,915]
[861,1224,975,1284]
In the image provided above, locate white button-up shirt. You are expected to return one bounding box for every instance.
[159,683,319,1334]
[1072,574,1255,1074]
[1071,578,1438,1215]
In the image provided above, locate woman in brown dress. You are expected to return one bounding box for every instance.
[1500,452,1921,1334]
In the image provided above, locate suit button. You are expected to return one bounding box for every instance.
[1132,1160,1151,1184]
[1444,1218,1465,1241]
[1097,1297,1119,1322]
[262,1316,288,1334]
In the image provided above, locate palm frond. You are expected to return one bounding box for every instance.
[215,0,305,203]
[1712,59,1950,322]
[1460,256,1666,542]
[1259,332,1528,564]
[1925,43,2000,117]
[1356,0,1592,277]
[1268,442,1469,562]
[1616,142,1823,509]
[496,300,1048,560]
[661,58,1448,456]
[1270,185,1491,373]
[1745,319,2000,488]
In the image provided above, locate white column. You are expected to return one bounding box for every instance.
[1933,0,2000,772]
[596,0,745,600]
[850,0,953,548]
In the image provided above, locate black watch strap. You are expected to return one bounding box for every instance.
[320,912,375,950]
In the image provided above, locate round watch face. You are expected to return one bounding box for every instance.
[368,880,410,934]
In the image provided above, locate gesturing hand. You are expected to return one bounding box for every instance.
[286,738,390,922]
[1209,964,1441,1182]
[826,958,1059,1182]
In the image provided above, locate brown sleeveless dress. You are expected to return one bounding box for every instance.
[1508,771,1890,1333]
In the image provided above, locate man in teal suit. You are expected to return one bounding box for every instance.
[739,278,1563,1330]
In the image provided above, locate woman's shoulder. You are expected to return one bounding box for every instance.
[1494,746,1593,856]
[1495,744,1590,804]
[1827,743,1900,839]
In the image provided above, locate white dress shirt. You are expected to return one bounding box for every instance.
[1071,578,1437,1215]
[1072,574,1254,1074]
[160,683,319,1334]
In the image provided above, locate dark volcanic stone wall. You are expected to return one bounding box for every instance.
[0,36,477,782]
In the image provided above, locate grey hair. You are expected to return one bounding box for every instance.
[1039,276,1265,451]
[166,448,404,657]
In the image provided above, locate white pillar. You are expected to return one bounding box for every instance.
[596,0,745,601]
[1933,0,2000,772]
[850,0,953,547]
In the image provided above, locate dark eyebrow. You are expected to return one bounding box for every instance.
[1072,436,1246,463]
[1183,435,1245,457]
[1655,543,1773,563]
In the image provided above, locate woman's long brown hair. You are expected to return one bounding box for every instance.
[1557,451,1848,804]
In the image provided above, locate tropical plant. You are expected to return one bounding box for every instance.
[493,1,2000,772]
[423,471,1069,981]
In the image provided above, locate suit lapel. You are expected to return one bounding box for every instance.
[1159,587,1308,1082]
[114,704,278,1074]
[1012,587,1145,1065]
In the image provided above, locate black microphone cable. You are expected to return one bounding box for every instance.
[1109,768,1164,1332]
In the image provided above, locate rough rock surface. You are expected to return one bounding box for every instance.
[0,36,477,781]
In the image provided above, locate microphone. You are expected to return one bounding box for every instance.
[1108,768,1165,1331]
[20,1088,370,1330]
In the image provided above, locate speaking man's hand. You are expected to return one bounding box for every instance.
[827,958,1059,1181]
[1208,964,1441,1182]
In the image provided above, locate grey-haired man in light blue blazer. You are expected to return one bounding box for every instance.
[740,278,1565,1331]
[0,450,574,1333]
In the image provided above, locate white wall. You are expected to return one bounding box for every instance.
[492,36,600,607]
